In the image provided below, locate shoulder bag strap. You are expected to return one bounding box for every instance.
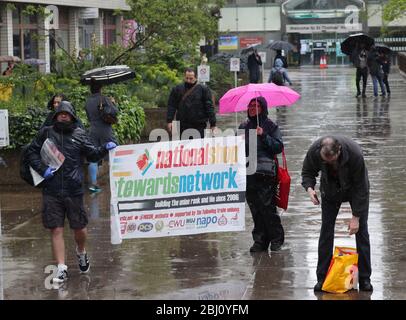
[180,83,200,104]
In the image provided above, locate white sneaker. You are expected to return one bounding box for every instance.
[52,264,68,283]
[77,248,90,274]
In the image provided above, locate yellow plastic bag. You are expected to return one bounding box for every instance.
[322,246,358,293]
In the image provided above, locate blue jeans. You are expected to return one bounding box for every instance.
[371,74,386,96]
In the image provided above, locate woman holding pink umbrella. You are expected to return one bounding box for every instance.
[239,97,285,252]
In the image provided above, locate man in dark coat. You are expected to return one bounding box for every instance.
[351,43,368,98]
[239,97,285,252]
[301,136,372,292]
[28,101,117,284]
[367,45,386,97]
[85,82,118,192]
[166,67,217,139]
[247,49,262,83]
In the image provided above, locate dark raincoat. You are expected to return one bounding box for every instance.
[28,101,108,197]
[239,97,285,250]
[301,135,370,217]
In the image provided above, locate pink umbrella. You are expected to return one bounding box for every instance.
[219,83,300,114]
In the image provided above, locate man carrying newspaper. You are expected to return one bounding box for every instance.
[27,101,117,284]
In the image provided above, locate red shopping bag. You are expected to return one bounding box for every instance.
[276,149,290,210]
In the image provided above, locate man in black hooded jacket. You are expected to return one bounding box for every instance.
[27,101,117,284]
[239,97,285,252]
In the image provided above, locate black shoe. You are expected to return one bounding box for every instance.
[362,94,367,98]
[249,243,267,253]
[314,281,324,292]
[356,93,361,98]
[270,242,283,252]
[359,279,373,292]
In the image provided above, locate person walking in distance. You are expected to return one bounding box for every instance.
[85,80,118,192]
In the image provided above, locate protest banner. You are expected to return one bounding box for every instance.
[110,136,246,244]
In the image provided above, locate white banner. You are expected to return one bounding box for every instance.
[110,137,246,244]
[0,110,9,147]
[286,23,362,34]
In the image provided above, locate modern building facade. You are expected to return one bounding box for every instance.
[219,0,406,66]
[0,0,130,73]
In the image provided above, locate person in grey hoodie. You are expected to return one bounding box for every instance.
[268,58,292,86]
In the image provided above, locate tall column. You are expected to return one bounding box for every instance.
[68,8,79,56]
[115,15,123,46]
[94,11,104,46]
[38,16,50,73]
[0,7,13,56]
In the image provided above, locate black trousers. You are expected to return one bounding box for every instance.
[246,174,284,249]
[356,67,368,95]
[317,198,372,282]
[382,73,391,94]
[180,123,206,139]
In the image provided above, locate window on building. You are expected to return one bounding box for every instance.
[54,7,69,51]
[12,6,38,59]
[103,11,116,46]
[79,18,96,49]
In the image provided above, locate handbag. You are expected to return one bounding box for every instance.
[275,149,291,210]
[255,157,276,176]
[322,247,359,293]
[99,96,118,124]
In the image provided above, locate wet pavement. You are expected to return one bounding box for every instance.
[1,66,406,300]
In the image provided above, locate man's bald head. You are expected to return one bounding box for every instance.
[320,137,341,164]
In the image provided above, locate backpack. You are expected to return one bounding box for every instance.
[99,96,118,124]
[19,144,43,187]
[271,70,284,86]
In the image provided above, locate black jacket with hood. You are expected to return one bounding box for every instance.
[239,97,284,177]
[301,135,370,217]
[28,101,108,197]
[40,94,84,130]
[166,82,216,127]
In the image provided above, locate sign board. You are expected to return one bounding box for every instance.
[258,51,266,63]
[109,137,247,244]
[219,36,238,51]
[0,110,9,147]
[240,37,263,49]
[79,8,99,19]
[198,65,210,83]
[44,5,59,30]
[230,58,240,72]
[286,23,362,34]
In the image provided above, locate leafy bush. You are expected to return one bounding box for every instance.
[207,62,234,105]
[8,106,49,148]
[115,97,146,144]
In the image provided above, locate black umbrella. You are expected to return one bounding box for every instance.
[266,40,294,51]
[375,44,392,55]
[340,33,374,55]
[240,43,264,55]
[80,65,135,85]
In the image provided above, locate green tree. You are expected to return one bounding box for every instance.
[383,0,406,22]
[111,0,224,68]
